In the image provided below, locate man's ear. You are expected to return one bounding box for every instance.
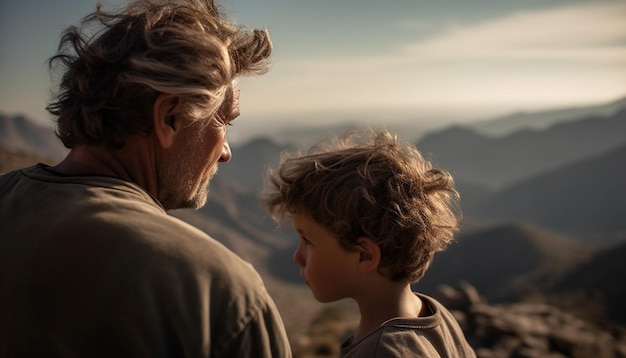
[355,237,381,275]
[153,93,182,149]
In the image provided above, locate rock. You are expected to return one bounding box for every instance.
[436,280,485,311]
[435,282,626,358]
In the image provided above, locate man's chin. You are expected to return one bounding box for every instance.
[175,198,205,211]
[162,178,211,211]
[181,189,209,210]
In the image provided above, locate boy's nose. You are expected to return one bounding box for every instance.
[292,246,305,267]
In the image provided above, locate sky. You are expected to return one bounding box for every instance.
[1,0,625,138]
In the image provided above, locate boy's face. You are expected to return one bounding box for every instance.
[291,213,360,303]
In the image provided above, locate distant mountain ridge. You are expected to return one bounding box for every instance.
[216,136,291,190]
[468,96,626,137]
[417,108,626,189]
[0,113,67,161]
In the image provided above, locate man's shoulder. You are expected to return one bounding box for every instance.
[6,167,258,284]
[78,200,258,280]
[0,165,35,192]
[2,164,270,318]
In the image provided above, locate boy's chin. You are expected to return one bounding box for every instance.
[310,290,340,304]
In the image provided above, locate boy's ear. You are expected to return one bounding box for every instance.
[153,93,182,149]
[355,237,380,274]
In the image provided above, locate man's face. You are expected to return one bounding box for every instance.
[157,83,240,210]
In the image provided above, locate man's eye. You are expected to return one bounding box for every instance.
[214,113,231,126]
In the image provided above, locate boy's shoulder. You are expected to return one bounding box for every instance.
[339,293,476,358]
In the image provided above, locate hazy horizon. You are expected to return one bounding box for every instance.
[2,92,625,147]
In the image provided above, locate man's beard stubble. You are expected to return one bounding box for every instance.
[156,140,217,211]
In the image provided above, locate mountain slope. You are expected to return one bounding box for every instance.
[552,239,626,325]
[417,109,626,188]
[417,223,592,302]
[471,143,626,244]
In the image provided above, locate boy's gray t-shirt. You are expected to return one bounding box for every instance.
[340,293,476,358]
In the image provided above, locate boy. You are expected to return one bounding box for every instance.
[262,128,475,357]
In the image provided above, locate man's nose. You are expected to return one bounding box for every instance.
[219,141,231,163]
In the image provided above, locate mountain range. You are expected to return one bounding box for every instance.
[468,96,626,137]
[417,108,626,189]
[414,105,626,245]
[2,96,626,334]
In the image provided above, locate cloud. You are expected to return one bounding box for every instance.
[275,2,626,73]
[405,2,626,62]
[242,1,626,117]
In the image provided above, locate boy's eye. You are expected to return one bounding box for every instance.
[300,237,312,246]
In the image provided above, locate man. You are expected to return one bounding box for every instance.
[0,0,291,357]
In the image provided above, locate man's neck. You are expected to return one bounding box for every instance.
[51,138,158,198]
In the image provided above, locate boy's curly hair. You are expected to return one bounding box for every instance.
[47,0,272,149]
[262,128,461,283]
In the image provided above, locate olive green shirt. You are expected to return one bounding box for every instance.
[0,164,292,357]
